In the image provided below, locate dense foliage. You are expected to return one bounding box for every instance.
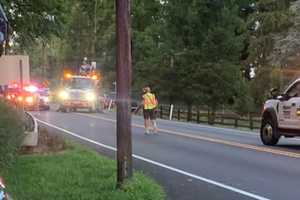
[2,0,295,113]
[0,101,24,169]
[2,144,165,200]
[1,0,65,48]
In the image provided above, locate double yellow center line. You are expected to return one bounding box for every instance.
[77,113,300,159]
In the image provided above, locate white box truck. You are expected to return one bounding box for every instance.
[0,55,30,90]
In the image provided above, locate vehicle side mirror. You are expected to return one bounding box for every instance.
[277,94,289,101]
[270,88,279,99]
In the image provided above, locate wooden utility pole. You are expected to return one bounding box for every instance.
[19,59,24,110]
[19,59,23,88]
[116,0,133,187]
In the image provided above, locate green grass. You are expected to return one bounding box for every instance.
[1,145,165,200]
[0,101,24,169]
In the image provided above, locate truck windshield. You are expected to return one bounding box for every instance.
[66,78,94,89]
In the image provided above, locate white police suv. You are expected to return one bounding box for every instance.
[261,78,300,145]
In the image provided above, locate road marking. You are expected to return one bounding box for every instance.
[36,118,270,200]
[156,116,259,136]
[77,113,300,159]
[106,111,259,137]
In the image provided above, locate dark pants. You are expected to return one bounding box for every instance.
[143,108,156,120]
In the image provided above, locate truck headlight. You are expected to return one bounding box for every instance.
[17,96,23,102]
[25,96,34,104]
[85,92,96,101]
[59,91,69,100]
[44,96,50,103]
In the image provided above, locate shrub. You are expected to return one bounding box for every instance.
[0,101,24,169]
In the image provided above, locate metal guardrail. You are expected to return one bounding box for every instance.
[24,112,36,132]
[22,112,38,146]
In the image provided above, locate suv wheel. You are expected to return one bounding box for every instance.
[260,117,280,146]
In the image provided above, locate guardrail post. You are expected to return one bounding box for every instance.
[187,105,193,122]
[197,109,200,124]
[186,110,189,122]
[169,104,174,120]
[22,112,38,147]
[249,114,253,130]
[211,113,215,125]
[207,110,210,124]
[160,105,163,119]
[177,108,181,121]
[208,110,215,125]
[234,118,238,128]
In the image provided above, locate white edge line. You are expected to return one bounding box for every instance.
[35,118,270,200]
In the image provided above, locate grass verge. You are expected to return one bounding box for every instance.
[1,143,165,200]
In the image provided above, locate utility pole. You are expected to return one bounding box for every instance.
[116,0,133,187]
[19,59,24,110]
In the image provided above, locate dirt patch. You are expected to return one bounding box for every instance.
[20,128,66,155]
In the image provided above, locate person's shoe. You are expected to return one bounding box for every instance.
[145,129,150,135]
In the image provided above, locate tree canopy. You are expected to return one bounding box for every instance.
[2,0,295,113]
[2,0,66,48]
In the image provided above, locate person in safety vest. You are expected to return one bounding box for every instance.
[140,86,158,134]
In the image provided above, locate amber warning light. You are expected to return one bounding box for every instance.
[65,73,72,79]
[91,75,98,80]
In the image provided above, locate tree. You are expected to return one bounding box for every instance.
[8,0,293,114]
[1,0,66,51]
[58,0,116,89]
[242,0,293,106]
[15,0,116,88]
[132,0,248,112]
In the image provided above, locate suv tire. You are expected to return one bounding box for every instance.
[260,117,280,146]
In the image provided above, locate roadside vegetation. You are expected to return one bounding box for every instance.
[2,144,165,200]
[0,126,165,200]
[0,101,24,169]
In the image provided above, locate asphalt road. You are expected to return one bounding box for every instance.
[32,110,300,200]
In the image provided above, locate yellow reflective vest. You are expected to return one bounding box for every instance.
[143,92,158,110]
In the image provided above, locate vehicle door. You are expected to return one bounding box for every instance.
[278,81,300,129]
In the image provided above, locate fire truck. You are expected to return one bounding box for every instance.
[57,72,101,113]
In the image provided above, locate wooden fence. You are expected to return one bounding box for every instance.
[157,104,261,130]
